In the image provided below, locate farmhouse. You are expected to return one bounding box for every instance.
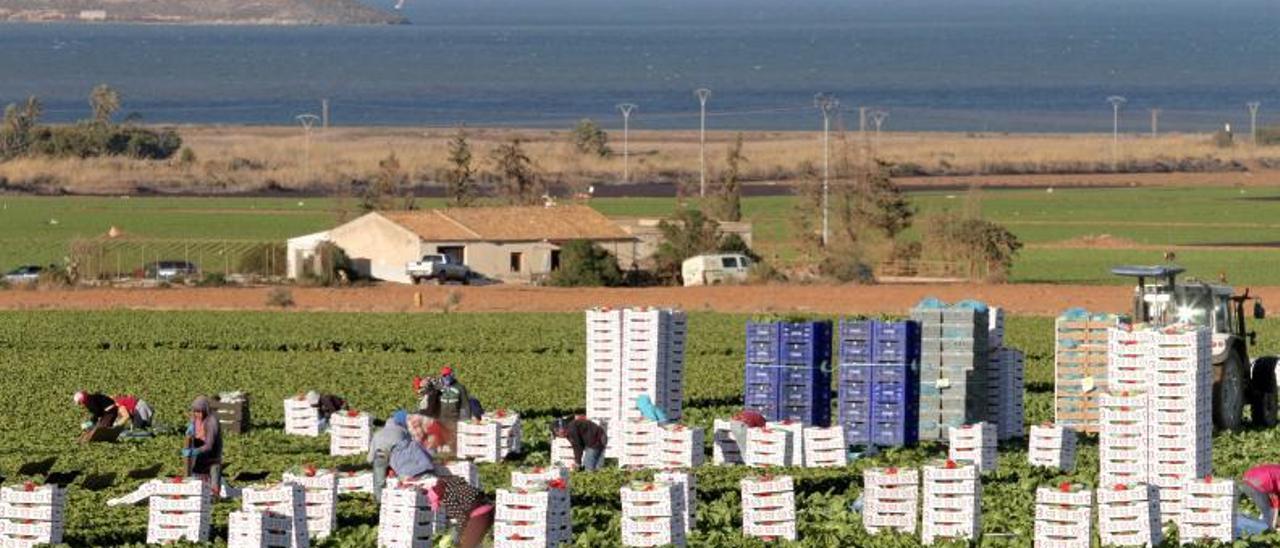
[287,205,638,284]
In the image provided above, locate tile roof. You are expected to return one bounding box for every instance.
[380,205,633,242]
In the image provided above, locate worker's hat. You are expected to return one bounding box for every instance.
[440,366,454,377]
[73,391,87,405]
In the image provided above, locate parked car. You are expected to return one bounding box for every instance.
[406,254,471,284]
[143,261,199,280]
[681,253,753,286]
[3,265,44,284]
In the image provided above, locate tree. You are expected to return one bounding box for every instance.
[490,138,541,205]
[0,96,42,160]
[361,151,412,211]
[445,126,477,206]
[89,84,120,126]
[924,212,1023,282]
[650,207,761,285]
[709,133,745,221]
[857,158,915,240]
[789,160,823,262]
[548,240,623,287]
[570,118,611,157]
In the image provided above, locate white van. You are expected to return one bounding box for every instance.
[681,253,753,287]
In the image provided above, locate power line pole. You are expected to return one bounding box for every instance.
[296,114,320,183]
[616,103,637,183]
[859,106,867,136]
[1149,108,1160,138]
[871,110,889,143]
[814,93,838,248]
[321,98,330,129]
[1248,101,1261,144]
[1106,95,1126,168]
[695,88,711,197]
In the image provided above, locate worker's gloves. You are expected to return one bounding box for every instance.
[185,423,195,436]
[180,448,196,458]
[80,421,93,431]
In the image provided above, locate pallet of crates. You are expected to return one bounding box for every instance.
[948,422,997,473]
[654,471,695,536]
[282,468,338,541]
[986,347,1025,441]
[1098,391,1149,488]
[621,308,683,422]
[913,301,989,442]
[455,417,503,463]
[1053,311,1115,434]
[228,510,294,548]
[802,426,847,468]
[283,396,321,437]
[744,426,793,468]
[494,479,572,548]
[0,483,65,547]
[377,484,434,548]
[922,460,980,545]
[655,424,704,469]
[618,418,662,469]
[145,478,211,545]
[585,308,624,457]
[1097,482,1162,547]
[1027,423,1076,471]
[620,480,686,547]
[775,321,833,426]
[1146,326,1213,524]
[711,419,744,465]
[239,483,308,548]
[1178,476,1236,544]
[329,410,373,457]
[512,466,570,490]
[1034,483,1092,548]
[861,467,918,536]
[740,475,796,542]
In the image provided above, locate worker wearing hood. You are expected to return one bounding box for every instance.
[369,410,410,502]
[182,396,224,496]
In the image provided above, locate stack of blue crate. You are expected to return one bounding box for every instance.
[743,320,833,426]
[837,319,921,448]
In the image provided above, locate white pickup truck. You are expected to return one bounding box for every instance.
[406,254,471,285]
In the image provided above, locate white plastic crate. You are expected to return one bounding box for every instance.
[766,421,805,467]
[745,427,793,468]
[653,471,695,536]
[621,482,686,547]
[490,410,524,457]
[618,419,663,469]
[712,419,743,465]
[337,471,373,495]
[145,479,212,545]
[550,437,577,469]
[512,466,570,491]
[802,426,847,468]
[495,484,572,548]
[1178,476,1236,545]
[283,397,321,437]
[228,510,295,548]
[282,469,338,541]
[740,476,796,542]
[377,486,436,548]
[862,468,918,535]
[0,484,65,547]
[329,411,373,457]
[456,418,503,463]
[1027,424,1076,471]
[922,461,980,545]
[1097,483,1162,548]
[948,423,997,472]
[240,483,308,548]
[1034,484,1092,548]
[655,425,704,469]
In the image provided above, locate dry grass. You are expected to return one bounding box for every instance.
[3,125,1278,194]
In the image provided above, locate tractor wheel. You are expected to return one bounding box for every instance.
[1251,356,1279,427]
[1214,350,1247,431]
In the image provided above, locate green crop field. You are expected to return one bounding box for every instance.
[4,310,1280,546]
[2,185,1279,284]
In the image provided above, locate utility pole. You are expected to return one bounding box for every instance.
[1106,96,1127,168]
[1248,101,1261,144]
[321,98,330,129]
[296,114,320,184]
[814,93,838,248]
[616,103,637,183]
[1149,108,1160,138]
[871,110,889,142]
[695,88,711,197]
[859,106,867,136]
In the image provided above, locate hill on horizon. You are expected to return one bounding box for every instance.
[0,0,406,25]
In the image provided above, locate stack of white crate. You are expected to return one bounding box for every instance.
[1027,424,1077,471]
[655,425,705,469]
[239,483,308,548]
[494,481,573,548]
[228,510,294,548]
[146,478,211,545]
[377,485,434,548]
[767,422,805,467]
[620,308,687,422]
[618,419,663,469]
[745,427,793,468]
[337,471,373,495]
[586,308,625,453]
[922,461,980,545]
[740,476,797,541]
[711,419,744,465]
[1145,328,1213,523]
[1097,483,1162,547]
[550,437,577,469]
[491,410,525,457]
[283,397,321,437]
[654,471,696,536]
[1178,476,1236,544]
[1034,484,1092,548]
[282,469,337,541]
[620,481,687,547]
[512,466,570,490]
[456,418,504,463]
[1098,391,1149,488]
[802,426,846,468]
[985,347,1025,440]
[948,423,997,473]
[329,411,373,457]
[0,484,65,547]
[862,467,919,535]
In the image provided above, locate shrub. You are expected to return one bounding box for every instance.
[818,253,875,284]
[549,240,623,287]
[178,147,197,166]
[924,213,1023,282]
[1259,125,1280,146]
[303,242,356,286]
[197,272,227,287]
[570,119,611,157]
[748,261,786,284]
[266,287,294,308]
[1212,129,1234,148]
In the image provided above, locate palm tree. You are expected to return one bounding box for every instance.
[90,84,120,126]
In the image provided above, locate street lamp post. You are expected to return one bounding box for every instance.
[814,93,839,247]
[616,103,637,183]
[695,89,711,197]
[1248,101,1261,145]
[1106,96,1127,168]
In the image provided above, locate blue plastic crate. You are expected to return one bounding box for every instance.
[838,319,874,341]
[779,366,826,384]
[838,366,872,383]
[781,383,824,404]
[839,380,871,400]
[842,421,872,444]
[870,383,912,403]
[746,341,779,363]
[838,399,872,419]
[745,400,781,419]
[779,342,831,366]
[872,344,919,365]
[746,321,780,343]
[779,406,830,427]
[871,420,918,446]
[839,341,874,364]
[873,366,914,384]
[871,405,909,422]
[745,366,782,385]
[873,321,919,343]
[779,321,832,341]
[744,388,777,405]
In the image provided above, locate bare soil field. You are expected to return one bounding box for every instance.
[0,283,1206,316]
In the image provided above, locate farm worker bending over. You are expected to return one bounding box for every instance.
[730,408,767,450]
[427,475,494,548]
[369,410,410,503]
[634,394,670,425]
[388,418,436,484]
[554,415,607,471]
[1242,464,1280,529]
[305,390,347,424]
[74,390,118,431]
[183,396,224,497]
[112,394,154,430]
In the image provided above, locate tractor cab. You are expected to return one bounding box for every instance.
[1111,265,1275,430]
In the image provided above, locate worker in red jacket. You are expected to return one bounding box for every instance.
[1243,464,1280,529]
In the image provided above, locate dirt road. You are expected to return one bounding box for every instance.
[0,283,1184,316]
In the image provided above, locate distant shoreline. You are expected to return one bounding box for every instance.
[0,0,406,26]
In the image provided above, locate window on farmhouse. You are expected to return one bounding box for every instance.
[510,252,523,272]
